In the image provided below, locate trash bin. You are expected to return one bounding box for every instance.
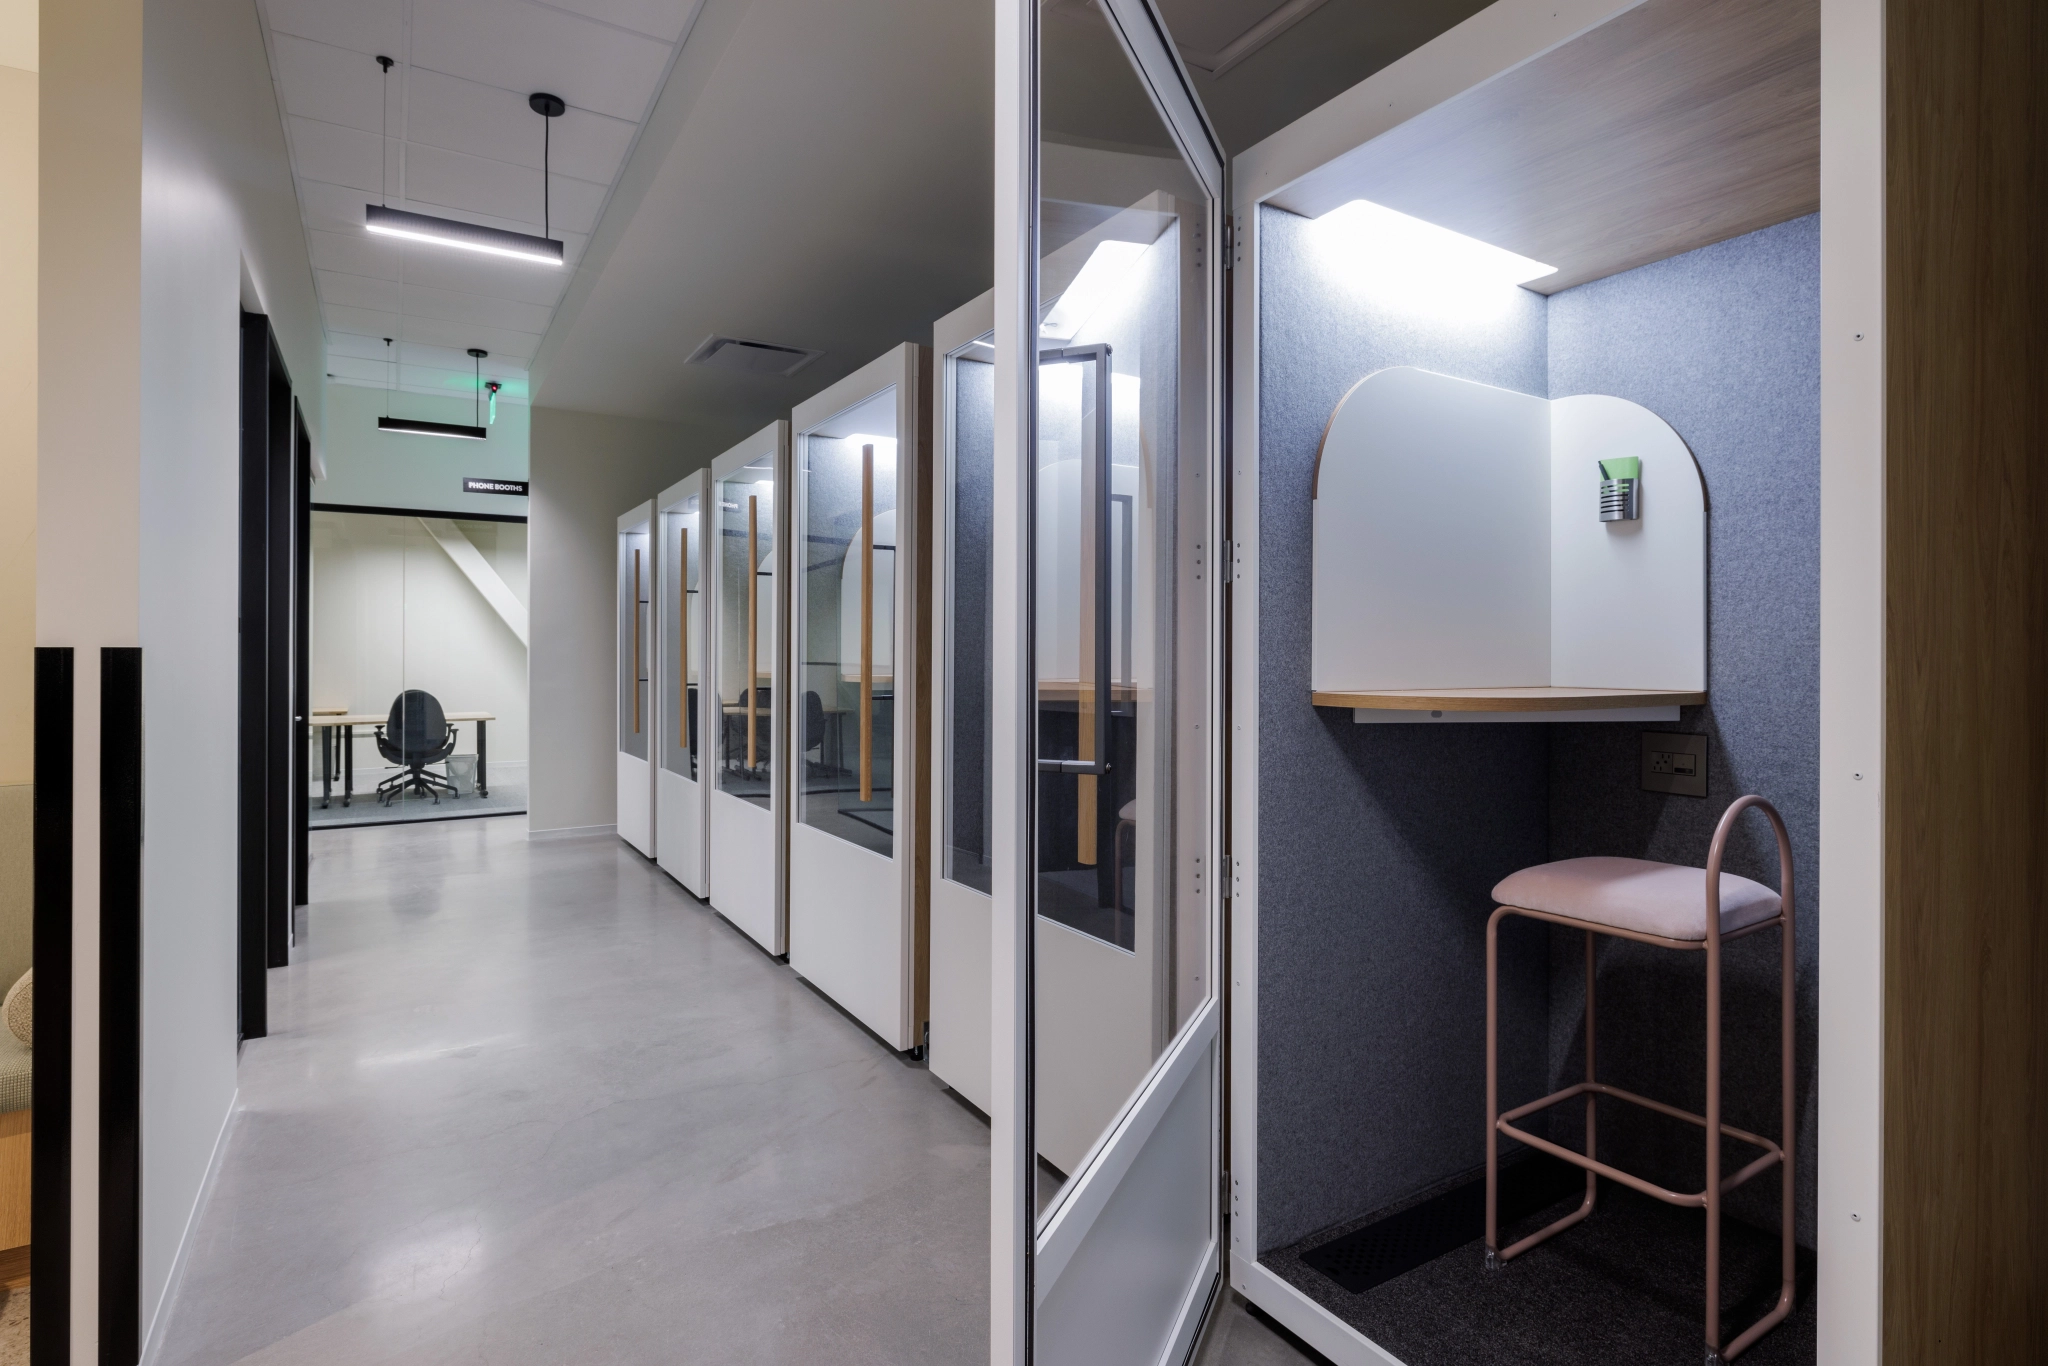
[446,753,477,796]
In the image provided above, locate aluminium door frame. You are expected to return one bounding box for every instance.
[617,503,656,858]
[930,294,996,1113]
[992,0,1229,1360]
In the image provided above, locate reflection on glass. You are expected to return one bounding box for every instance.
[946,353,995,894]
[660,493,701,781]
[618,523,650,761]
[796,394,899,857]
[1033,0,1212,1223]
[717,465,774,806]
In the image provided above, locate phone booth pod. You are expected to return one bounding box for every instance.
[655,469,711,897]
[616,502,655,858]
[786,343,934,1052]
[1220,1,1872,1363]
[706,423,790,955]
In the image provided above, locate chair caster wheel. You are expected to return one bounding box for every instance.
[1705,1351,1726,1365]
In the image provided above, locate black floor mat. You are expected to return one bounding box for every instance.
[1270,1179,1814,1365]
[1301,1153,1586,1295]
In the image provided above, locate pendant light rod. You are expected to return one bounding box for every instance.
[529,92,564,245]
[469,348,488,428]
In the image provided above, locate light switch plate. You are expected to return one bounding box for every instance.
[1641,731,1708,797]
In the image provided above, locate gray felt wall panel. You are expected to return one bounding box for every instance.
[1543,214,1820,1246]
[1256,209,1821,1254]
[1256,205,1554,1252]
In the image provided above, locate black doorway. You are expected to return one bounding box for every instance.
[237,312,302,1041]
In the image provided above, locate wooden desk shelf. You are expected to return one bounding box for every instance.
[1313,686,1707,712]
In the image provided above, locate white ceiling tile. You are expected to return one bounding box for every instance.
[324,353,396,384]
[403,142,547,230]
[262,0,407,55]
[328,332,402,362]
[395,281,558,335]
[271,34,387,135]
[296,178,376,236]
[381,248,573,308]
[405,66,634,184]
[325,303,406,338]
[316,270,404,314]
[540,0,704,45]
[404,142,607,235]
[289,117,384,195]
[394,312,545,360]
[410,0,672,123]
[306,227,404,281]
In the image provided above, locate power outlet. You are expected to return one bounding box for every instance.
[1641,731,1708,797]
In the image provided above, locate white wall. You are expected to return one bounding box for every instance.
[316,380,531,518]
[310,512,529,769]
[530,407,703,833]
[132,0,320,1355]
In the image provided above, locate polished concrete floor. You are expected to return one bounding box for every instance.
[152,819,992,1365]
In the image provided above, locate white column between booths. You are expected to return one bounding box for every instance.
[1816,0,1886,1359]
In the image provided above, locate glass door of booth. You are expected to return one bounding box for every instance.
[617,506,655,857]
[656,473,708,896]
[707,427,785,955]
[994,1,1225,1360]
[786,346,929,1054]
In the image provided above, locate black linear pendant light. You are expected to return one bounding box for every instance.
[364,54,567,267]
[379,348,492,441]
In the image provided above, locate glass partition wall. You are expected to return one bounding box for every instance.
[795,391,901,855]
[706,424,787,956]
[655,473,708,897]
[716,466,775,807]
[306,509,530,828]
[991,0,1225,1359]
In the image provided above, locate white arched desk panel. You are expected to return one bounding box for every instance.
[1311,367,1706,721]
[654,471,709,898]
[616,504,655,855]
[707,423,788,955]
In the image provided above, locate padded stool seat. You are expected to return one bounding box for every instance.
[1493,856,1781,942]
[1485,797,1798,1363]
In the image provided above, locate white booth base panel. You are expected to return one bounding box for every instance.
[708,790,778,954]
[616,753,652,857]
[656,769,704,896]
[1037,1015,1219,1366]
[928,880,992,1114]
[788,822,914,1051]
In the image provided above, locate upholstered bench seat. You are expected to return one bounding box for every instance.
[0,1033,30,1115]
[1492,855,1781,941]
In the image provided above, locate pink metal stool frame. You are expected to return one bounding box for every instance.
[1484,795,1797,1363]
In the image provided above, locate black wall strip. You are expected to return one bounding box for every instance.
[32,648,74,1366]
[98,648,143,1366]
[237,312,271,1040]
[311,500,528,525]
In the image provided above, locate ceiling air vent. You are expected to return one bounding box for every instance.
[686,335,822,378]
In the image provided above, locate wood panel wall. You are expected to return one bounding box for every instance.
[1882,0,2048,1359]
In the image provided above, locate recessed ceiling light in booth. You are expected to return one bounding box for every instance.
[362,57,566,267]
[378,349,493,441]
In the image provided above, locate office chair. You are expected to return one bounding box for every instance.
[804,690,828,775]
[374,689,460,806]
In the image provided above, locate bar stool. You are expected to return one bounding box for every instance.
[1484,794,1796,1363]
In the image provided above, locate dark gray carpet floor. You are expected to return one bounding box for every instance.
[1267,1179,1815,1365]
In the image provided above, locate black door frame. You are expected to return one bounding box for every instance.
[32,649,75,1366]
[238,312,297,1040]
[291,405,311,910]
